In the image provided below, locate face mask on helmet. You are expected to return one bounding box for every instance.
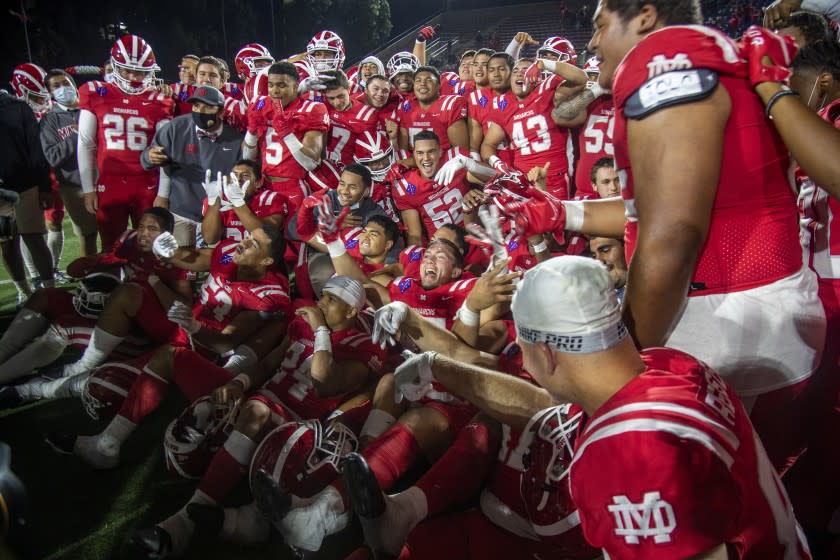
[307,32,345,73]
[111,62,156,95]
[72,273,121,319]
[164,396,240,479]
[355,132,394,182]
[386,52,420,81]
[523,404,581,483]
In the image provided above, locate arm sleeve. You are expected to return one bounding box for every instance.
[77,109,99,194]
[505,37,523,59]
[39,114,77,168]
[801,0,840,20]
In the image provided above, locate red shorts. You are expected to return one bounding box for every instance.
[42,288,77,321]
[171,347,234,401]
[420,401,478,436]
[266,178,310,215]
[44,191,65,224]
[96,173,158,250]
[134,283,179,344]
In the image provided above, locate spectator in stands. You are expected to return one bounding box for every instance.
[0,88,55,305]
[40,69,98,258]
[142,85,243,247]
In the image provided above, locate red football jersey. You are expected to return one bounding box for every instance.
[223,81,245,101]
[251,95,330,180]
[467,87,515,166]
[573,96,614,199]
[440,72,477,97]
[342,227,386,276]
[195,240,291,331]
[611,26,802,295]
[388,275,477,328]
[78,81,174,177]
[569,347,811,559]
[202,189,290,242]
[101,230,189,285]
[326,100,379,168]
[258,314,385,421]
[488,74,574,199]
[397,94,467,155]
[799,98,840,280]
[391,168,470,239]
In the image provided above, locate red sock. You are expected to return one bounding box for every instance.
[172,348,233,401]
[416,421,492,516]
[198,431,255,502]
[118,365,169,424]
[362,422,422,493]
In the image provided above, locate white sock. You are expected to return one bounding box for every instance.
[100,414,137,446]
[35,371,90,399]
[0,326,68,385]
[158,491,216,555]
[0,308,48,364]
[221,345,258,374]
[47,230,63,269]
[224,430,257,464]
[378,486,429,555]
[360,409,397,440]
[20,239,37,279]
[221,502,271,544]
[62,327,123,377]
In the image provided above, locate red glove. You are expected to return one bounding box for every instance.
[246,103,267,137]
[501,188,566,238]
[416,25,436,42]
[386,162,409,184]
[296,195,322,240]
[523,62,543,86]
[739,25,798,87]
[271,105,292,137]
[317,195,351,243]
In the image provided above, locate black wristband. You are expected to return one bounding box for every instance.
[765,87,799,120]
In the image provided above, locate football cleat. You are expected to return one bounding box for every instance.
[0,386,23,410]
[185,503,224,537]
[128,526,174,560]
[251,468,292,526]
[44,432,75,455]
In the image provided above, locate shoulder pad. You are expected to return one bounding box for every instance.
[624,69,718,120]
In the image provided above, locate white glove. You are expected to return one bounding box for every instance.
[298,76,329,94]
[393,350,437,403]
[434,154,480,186]
[467,205,508,264]
[586,80,609,99]
[152,231,178,260]
[223,173,250,208]
[372,301,409,349]
[202,169,223,205]
[167,300,201,335]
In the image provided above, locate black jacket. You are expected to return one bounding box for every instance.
[0,91,50,193]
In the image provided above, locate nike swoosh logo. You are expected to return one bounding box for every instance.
[222,147,232,151]
[141,102,151,106]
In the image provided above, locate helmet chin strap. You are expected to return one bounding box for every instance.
[806,73,829,111]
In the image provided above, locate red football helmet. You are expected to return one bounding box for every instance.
[538,36,577,63]
[307,159,342,192]
[583,56,601,77]
[235,43,274,81]
[81,359,143,421]
[520,404,582,527]
[386,52,420,81]
[249,420,358,498]
[307,31,346,73]
[110,34,160,94]
[10,63,50,114]
[354,131,394,183]
[164,396,240,479]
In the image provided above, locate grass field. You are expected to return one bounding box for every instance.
[0,225,324,560]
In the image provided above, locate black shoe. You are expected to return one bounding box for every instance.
[251,468,291,525]
[44,432,76,455]
[186,503,224,536]
[343,453,385,519]
[37,362,66,380]
[0,386,23,410]
[128,526,173,560]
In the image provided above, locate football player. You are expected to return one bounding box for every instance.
[353,131,400,221]
[306,30,346,73]
[353,55,385,90]
[201,159,289,245]
[583,0,825,472]
[234,43,274,104]
[467,52,515,164]
[397,66,469,161]
[589,157,621,199]
[320,70,379,169]
[243,61,328,212]
[11,63,51,118]
[127,276,382,558]
[440,49,478,97]
[77,34,175,250]
[481,57,587,200]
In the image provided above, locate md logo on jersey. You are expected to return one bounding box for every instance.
[179,90,189,101]
[256,98,266,110]
[608,491,676,545]
[498,98,508,111]
[508,239,519,252]
[96,86,107,96]
[406,183,417,195]
[345,239,359,249]
[402,101,411,112]
[398,277,412,293]
[408,250,422,262]
[478,95,488,108]
[448,78,458,87]
[220,254,234,265]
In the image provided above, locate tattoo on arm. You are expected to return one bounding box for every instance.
[553,89,596,121]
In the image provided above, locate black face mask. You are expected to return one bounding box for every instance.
[192,110,220,130]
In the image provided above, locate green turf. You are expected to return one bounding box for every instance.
[0,226,361,559]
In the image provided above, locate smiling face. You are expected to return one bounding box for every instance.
[392,72,414,94]
[413,138,441,179]
[358,221,392,258]
[413,70,440,105]
[365,77,391,108]
[419,242,461,289]
[195,62,222,88]
[471,53,491,87]
[360,62,380,81]
[459,56,474,81]
[587,1,647,89]
[510,59,535,98]
[336,170,369,207]
[232,227,273,268]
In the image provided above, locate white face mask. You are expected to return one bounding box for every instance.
[52,85,78,106]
